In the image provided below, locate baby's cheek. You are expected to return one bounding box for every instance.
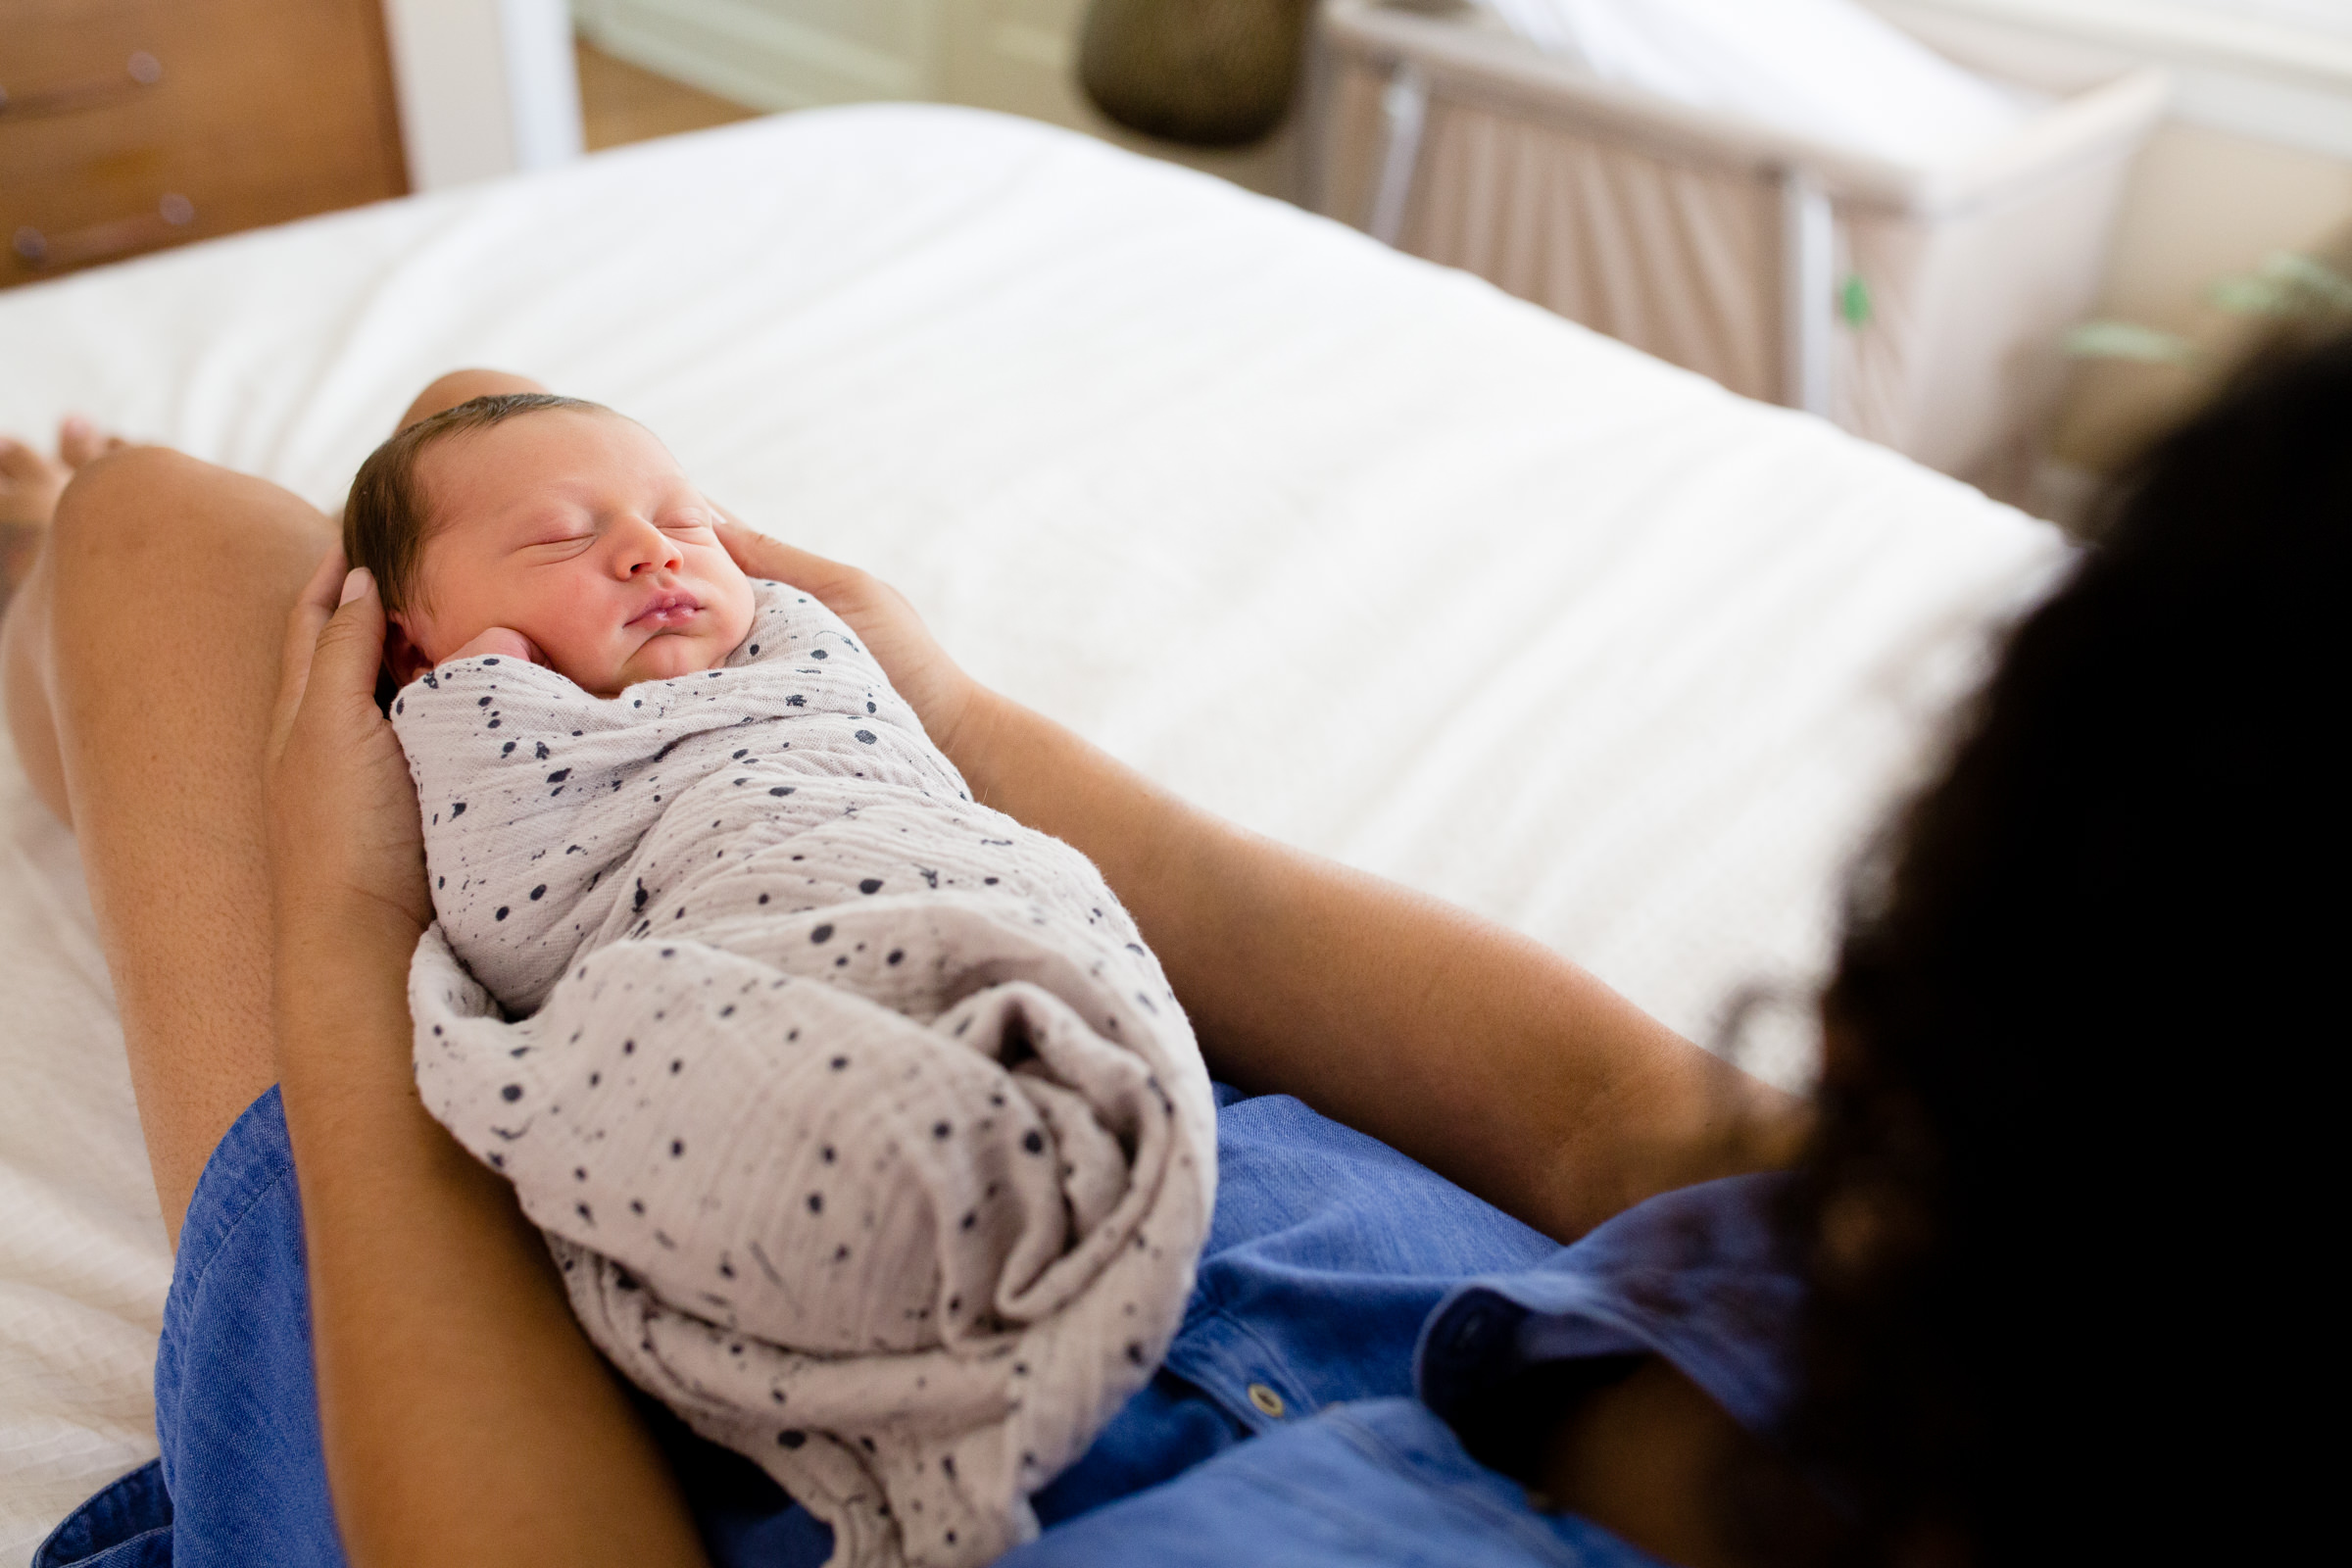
[719,575,759,655]
[529,603,623,690]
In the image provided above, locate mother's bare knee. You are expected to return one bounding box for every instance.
[47,446,330,635]
[47,445,206,564]
[398,368,551,431]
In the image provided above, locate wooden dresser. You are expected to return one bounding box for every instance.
[1,0,407,290]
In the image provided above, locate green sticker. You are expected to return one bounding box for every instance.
[1839,274,1873,328]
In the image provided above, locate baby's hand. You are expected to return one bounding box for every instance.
[442,626,544,668]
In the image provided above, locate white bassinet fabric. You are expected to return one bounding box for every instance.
[0,104,2066,1563]
[1319,11,2157,483]
[396,583,1213,1568]
[1477,0,2035,166]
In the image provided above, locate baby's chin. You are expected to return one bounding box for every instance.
[604,632,732,695]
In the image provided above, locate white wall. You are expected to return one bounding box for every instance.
[1883,0,2352,471]
[383,0,586,189]
[2051,120,2352,468]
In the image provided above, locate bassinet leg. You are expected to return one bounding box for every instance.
[1781,168,1835,417]
[1368,63,1429,247]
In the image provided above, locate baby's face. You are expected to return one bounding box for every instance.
[396,409,756,698]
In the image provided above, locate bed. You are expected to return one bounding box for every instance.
[0,104,2066,1561]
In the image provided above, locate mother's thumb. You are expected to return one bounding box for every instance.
[281,566,391,739]
[312,567,389,687]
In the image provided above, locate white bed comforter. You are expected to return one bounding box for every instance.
[0,104,2065,1560]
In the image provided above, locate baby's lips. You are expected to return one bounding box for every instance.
[626,592,704,629]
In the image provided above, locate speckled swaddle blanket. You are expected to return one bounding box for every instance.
[391,580,1217,1568]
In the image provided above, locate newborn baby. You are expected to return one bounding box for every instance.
[347,393,1216,1568]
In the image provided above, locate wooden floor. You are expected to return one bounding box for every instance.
[575,39,760,152]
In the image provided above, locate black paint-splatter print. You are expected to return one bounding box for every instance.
[393,581,1212,1568]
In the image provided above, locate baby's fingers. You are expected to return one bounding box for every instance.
[444,626,541,667]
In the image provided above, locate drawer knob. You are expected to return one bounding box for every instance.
[0,51,165,119]
[10,196,198,273]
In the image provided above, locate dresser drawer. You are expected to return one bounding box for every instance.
[0,0,160,121]
[1,0,406,285]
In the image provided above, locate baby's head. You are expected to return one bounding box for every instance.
[345,393,756,698]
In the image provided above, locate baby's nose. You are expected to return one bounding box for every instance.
[618,522,683,575]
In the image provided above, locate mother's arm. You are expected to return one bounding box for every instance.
[268,555,709,1567]
[720,526,1803,1241]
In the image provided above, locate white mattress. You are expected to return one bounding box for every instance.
[0,104,2065,1560]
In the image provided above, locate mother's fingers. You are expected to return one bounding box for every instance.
[266,557,432,940]
[270,559,394,784]
[714,516,863,602]
[270,547,349,763]
[711,516,983,760]
[319,566,389,683]
[713,516,914,644]
[303,567,393,731]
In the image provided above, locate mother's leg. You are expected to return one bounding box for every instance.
[2,445,330,1245]
[396,368,549,430]
[2,368,548,1242]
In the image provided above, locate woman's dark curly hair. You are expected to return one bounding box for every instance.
[1777,335,2345,1563]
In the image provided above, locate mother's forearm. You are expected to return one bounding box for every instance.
[948,691,1804,1240]
[707,527,1800,1235]
[274,905,708,1567]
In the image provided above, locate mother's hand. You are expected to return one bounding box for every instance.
[266,554,431,973]
[715,517,985,757]
[266,551,715,1568]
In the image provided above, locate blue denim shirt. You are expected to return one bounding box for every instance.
[40,1085,1796,1568]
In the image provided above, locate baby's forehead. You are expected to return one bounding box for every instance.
[432,405,634,465]
[420,408,666,500]
[413,444,543,533]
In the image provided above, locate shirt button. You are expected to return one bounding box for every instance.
[1247,1383,1286,1418]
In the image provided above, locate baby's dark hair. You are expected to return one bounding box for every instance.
[343,391,607,613]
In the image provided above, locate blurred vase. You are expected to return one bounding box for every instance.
[1079,0,1313,147]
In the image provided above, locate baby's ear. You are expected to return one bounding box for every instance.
[383,616,435,689]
